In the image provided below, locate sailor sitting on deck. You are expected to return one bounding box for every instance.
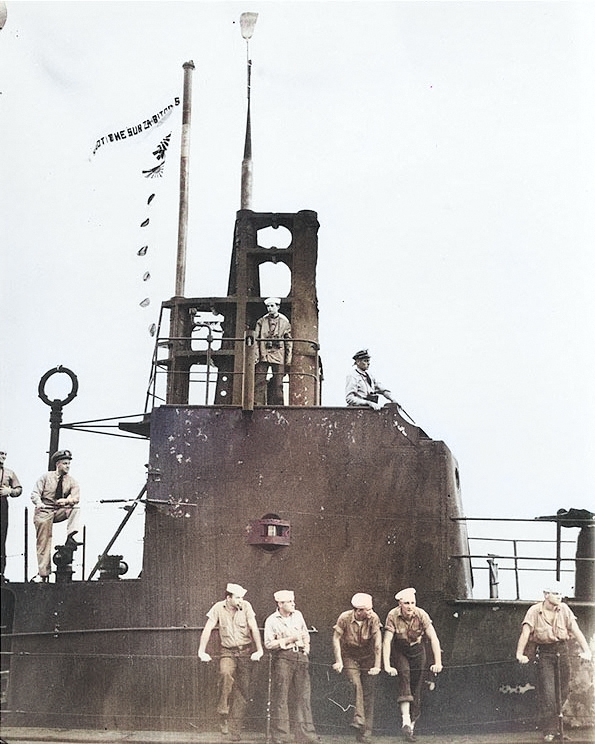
[345,350,400,411]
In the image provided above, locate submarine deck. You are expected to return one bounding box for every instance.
[1,729,594,744]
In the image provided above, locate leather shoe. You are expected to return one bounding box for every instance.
[402,725,416,742]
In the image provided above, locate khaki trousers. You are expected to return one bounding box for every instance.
[33,505,82,577]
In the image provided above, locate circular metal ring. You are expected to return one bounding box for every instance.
[38,366,79,407]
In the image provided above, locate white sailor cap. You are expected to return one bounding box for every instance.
[226,583,247,598]
[395,587,416,602]
[274,590,295,603]
[351,593,373,610]
[543,581,564,595]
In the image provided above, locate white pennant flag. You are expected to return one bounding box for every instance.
[90,96,181,157]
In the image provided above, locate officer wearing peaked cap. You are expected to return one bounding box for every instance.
[383,588,443,742]
[198,583,263,740]
[51,449,72,463]
[333,593,382,742]
[31,449,82,582]
[264,590,318,744]
[345,350,399,411]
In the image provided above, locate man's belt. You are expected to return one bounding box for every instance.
[395,637,422,647]
[537,640,568,653]
[278,645,306,653]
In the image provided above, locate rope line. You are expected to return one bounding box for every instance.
[0,648,551,670]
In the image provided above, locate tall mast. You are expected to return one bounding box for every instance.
[175,60,195,297]
[166,61,195,405]
[240,12,258,210]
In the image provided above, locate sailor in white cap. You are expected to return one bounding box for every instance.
[30,449,82,582]
[254,297,292,406]
[264,590,318,744]
[332,593,382,742]
[345,350,399,411]
[382,588,443,742]
[516,581,592,741]
[198,583,264,740]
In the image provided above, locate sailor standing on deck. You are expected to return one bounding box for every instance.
[31,449,82,583]
[254,297,292,406]
[332,593,382,743]
[264,590,319,744]
[383,588,443,742]
[198,582,264,740]
[345,350,399,411]
[1,449,23,583]
[515,581,592,742]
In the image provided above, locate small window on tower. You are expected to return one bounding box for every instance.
[246,512,291,552]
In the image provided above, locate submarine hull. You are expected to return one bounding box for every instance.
[1,406,593,734]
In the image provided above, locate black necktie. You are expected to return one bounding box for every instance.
[56,474,64,500]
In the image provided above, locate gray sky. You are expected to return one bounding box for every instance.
[1,1,594,595]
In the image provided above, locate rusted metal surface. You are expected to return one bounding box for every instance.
[144,405,469,603]
[2,409,592,733]
[2,586,592,733]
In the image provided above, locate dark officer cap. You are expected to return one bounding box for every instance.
[51,449,73,464]
[352,349,371,361]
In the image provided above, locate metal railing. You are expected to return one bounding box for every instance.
[450,517,593,600]
[144,326,322,411]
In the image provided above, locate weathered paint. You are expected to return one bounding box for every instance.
[2,407,592,734]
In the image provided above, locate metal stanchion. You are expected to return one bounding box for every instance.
[81,524,86,580]
[243,331,256,412]
[23,506,28,581]
[555,651,564,741]
[265,651,272,744]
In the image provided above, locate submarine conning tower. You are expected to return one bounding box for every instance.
[146,205,473,616]
[163,209,321,408]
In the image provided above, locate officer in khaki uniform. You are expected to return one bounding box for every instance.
[31,449,82,582]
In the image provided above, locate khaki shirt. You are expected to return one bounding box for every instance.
[264,609,309,653]
[334,610,381,653]
[1,466,22,497]
[385,606,432,645]
[345,367,392,407]
[31,471,80,507]
[206,599,256,648]
[521,601,576,645]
